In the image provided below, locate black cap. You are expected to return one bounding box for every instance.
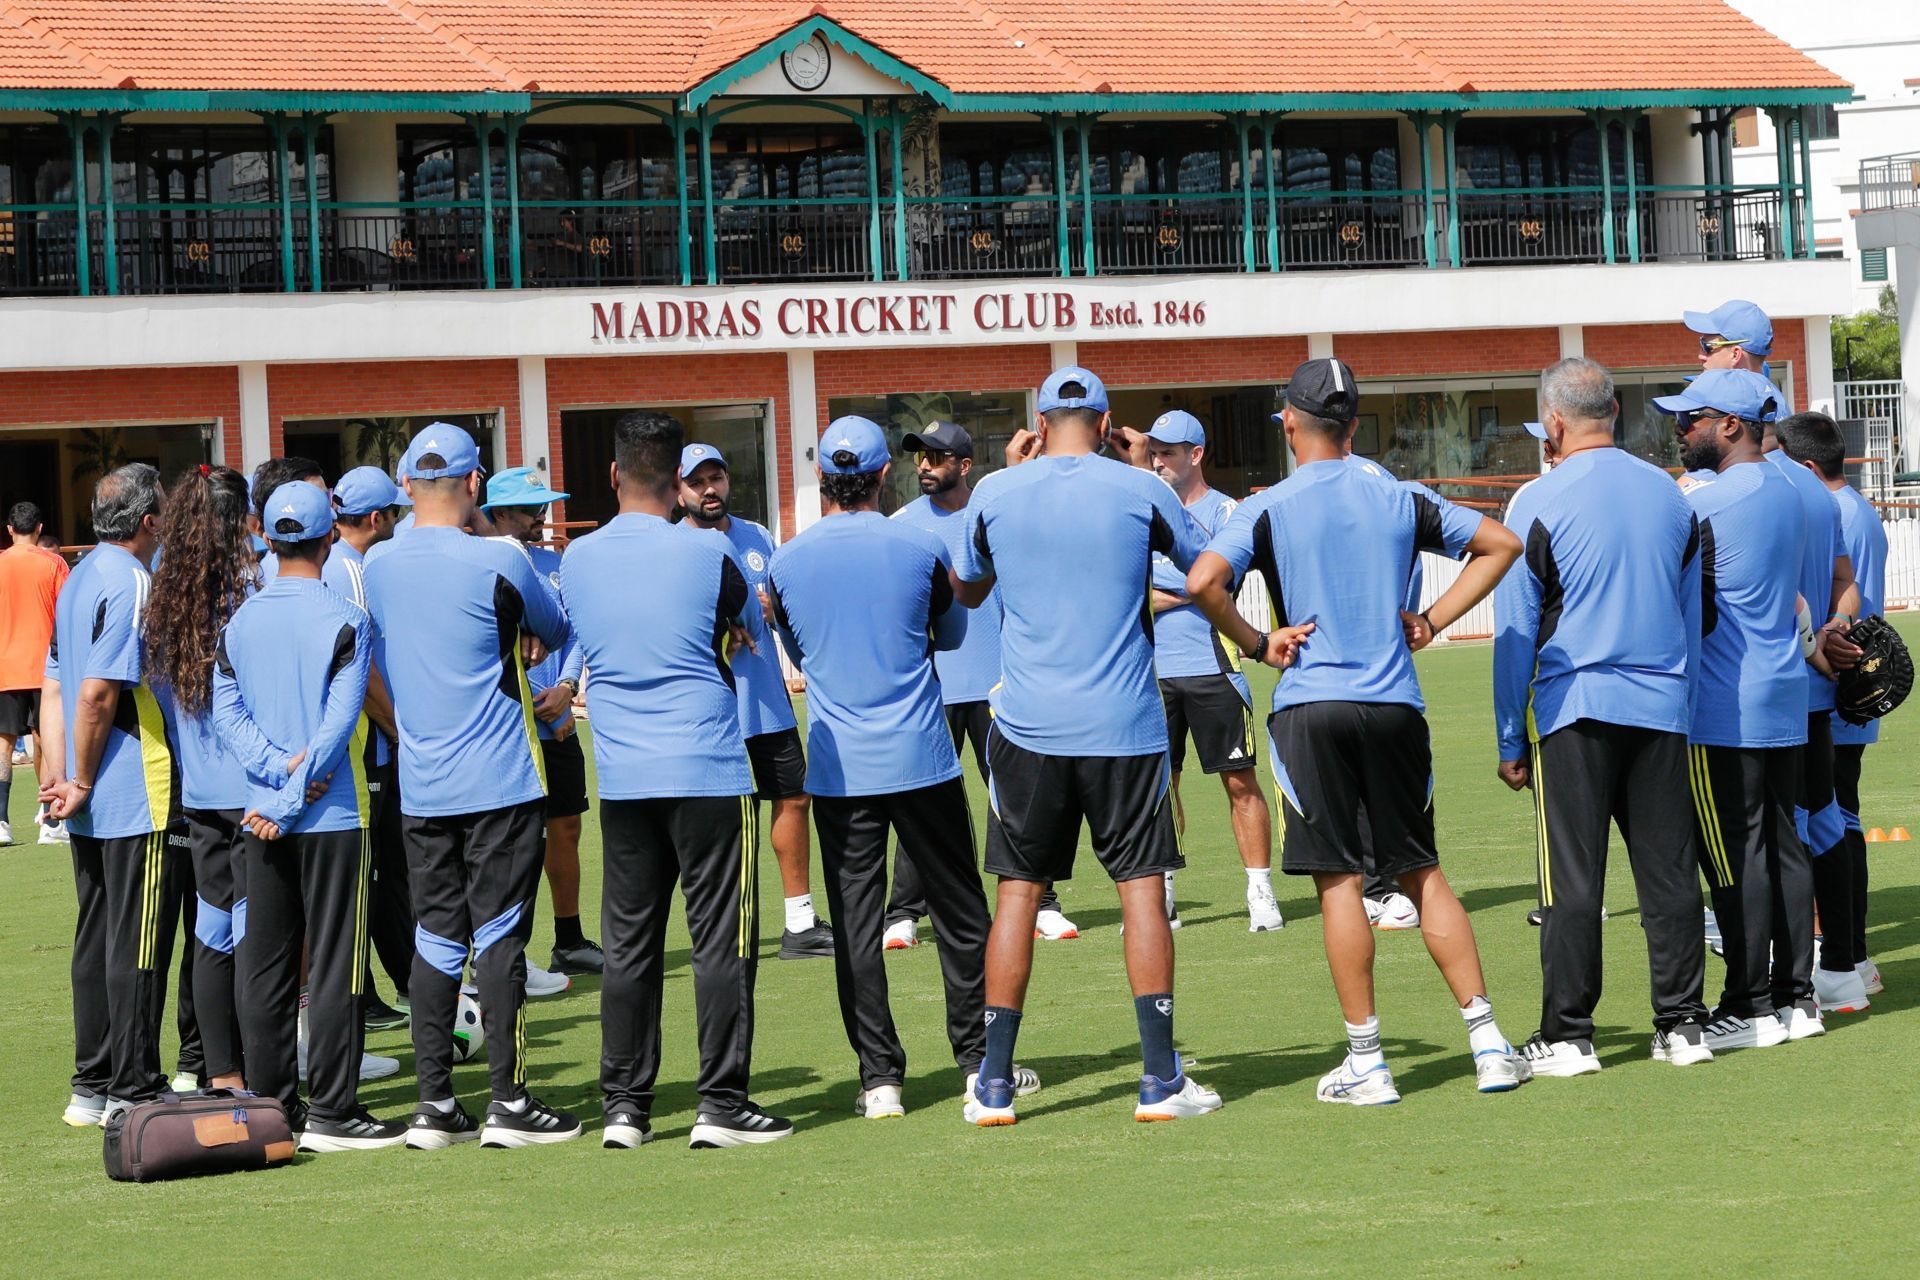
[901,420,974,459]
[1278,358,1361,422]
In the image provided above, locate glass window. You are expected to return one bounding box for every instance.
[1453,117,1650,190]
[398,128,499,202]
[1074,123,1235,196]
[1808,104,1840,142]
[1273,121,1400,194]
[0,422,210,545]
[826,390,1027,513]
[0,124,74,204]
[1106,385,1286,496]
[558,403,771,536]
[931,123,1052,198]
[707,125,871,203]
[280,413,498,490]
[112,125,328,205]
[1343,379,1542,486]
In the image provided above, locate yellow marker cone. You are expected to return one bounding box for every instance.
[1893,827,1912,842]
[1867,828,1887,842]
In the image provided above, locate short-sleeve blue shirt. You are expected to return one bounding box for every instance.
[892,494,1002,705]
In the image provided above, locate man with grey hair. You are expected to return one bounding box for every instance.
[1493,358,1713,1076]
[38,464,177,1125]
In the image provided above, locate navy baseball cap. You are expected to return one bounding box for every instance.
[1682,300,1773,356]
[482,466,568,512]
[1038,366,1109,413]
[1146,410,1206,447]
[263,481,334,543]
[332,465,406,516]
[1653,368,1782,423]
[1278,358,1361,421]
[819,416,891,474]
[901,420,974,459]
[400,423,484,480]
[680,443,728,477]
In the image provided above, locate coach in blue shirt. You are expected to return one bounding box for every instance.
[1492,358,1710,1075]
[766,415,998,1121]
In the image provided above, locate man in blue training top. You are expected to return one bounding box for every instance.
[887,420,1075,946]
[362,424,579,1150]
[39,464,174,1125]
[678,443,834,961]
[953,365,1227,1127]
[1189,357,1530,1105]
[1492,358,1711,1076]
[562,410,792,1151]
[213,481,403,1152]
[1134,409,1279,934]
[1663,368,1820,1053]
[768,416,1010,1122]
[483,466,603,979]
[1778,411,1885,1005]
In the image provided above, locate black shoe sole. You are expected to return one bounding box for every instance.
[548,958,605,976]
[778,945,834,960]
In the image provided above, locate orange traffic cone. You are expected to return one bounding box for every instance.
[1893,827,1912,842]
[1867,828,1886,842]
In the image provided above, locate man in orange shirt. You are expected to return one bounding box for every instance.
[0,501,69,845]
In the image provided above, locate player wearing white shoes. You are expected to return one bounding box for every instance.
[1493,361,1712,1074]
[1189,358,1529,1105]
[1125,411,1279,934]
[954,367,1226,1127]
[887,420,1074,948]
[1,501,68,849]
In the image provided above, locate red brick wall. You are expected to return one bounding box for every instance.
[265,360,522,461]
[1584,319,1808,410]
[546,352,790,531]
[813,345,1055,436]
[1335,328,1562,379]
[1091,336,1311,388]
[0,366,242,463]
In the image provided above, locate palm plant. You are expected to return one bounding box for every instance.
[350,416,414,472]
[67,427,128,487]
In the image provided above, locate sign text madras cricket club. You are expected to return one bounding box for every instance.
[588,289,1210,345]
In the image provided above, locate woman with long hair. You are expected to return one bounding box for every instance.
[145,464,259,1089]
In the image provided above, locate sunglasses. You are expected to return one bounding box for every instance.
[1674,409,1733,434]
[1698,336,1745,356]
[915,449,956,466]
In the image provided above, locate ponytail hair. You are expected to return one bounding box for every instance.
[144,464,259,716]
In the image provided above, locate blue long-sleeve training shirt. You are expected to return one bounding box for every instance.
[1492,448,1699,762]
[891,494,1003,706]
[768,511,965,798]
[520,540,582,741]
[212,576,372,832]
[362,525,571,817]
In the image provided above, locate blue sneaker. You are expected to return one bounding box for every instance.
[963,1072,1017,1127]
[1316,1056,1401,1106]
[1135,1055,1222,1121]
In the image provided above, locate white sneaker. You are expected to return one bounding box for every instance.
[1814,966,1870,1014]
[1316,1056,1400,1106]
[0,819,12,845]
[1779,998,1825,1041]
[1518,1035,1601,1077]
[1246,881,1284,933]
[854,1084,905,1119]
[1363,896,1388,925]
[1703,1011,1788,1051]
[1374,892,1419,930]
[1473,1045,1531,1093]
[62,1092,107,1127]
[360,1052,400,1081]
[1164,872,1182,931]
[1011,1063,1042,1096]
[1858,958,1884,996]
[1651,1021,1714,1066]
[1034,908,1079,941]
[39,818,69,844]
[963,1072,1017,1126]
[169,1072,199,1094]
[882,919,918,950]
[525,963,571,998]
[1134,1057,1222,1121]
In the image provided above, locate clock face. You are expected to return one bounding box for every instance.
[781,33,831,91]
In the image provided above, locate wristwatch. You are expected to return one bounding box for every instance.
[1247,631,1269,664]
[559,678,580,696]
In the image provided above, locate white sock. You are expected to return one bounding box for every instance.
[784,894,816,934]
[1345,1016,1385,1072]
[420,1096,455,1115]
[1461,995,1507,1055]
[500,1095,529,1114]
[1246,867,1272,891]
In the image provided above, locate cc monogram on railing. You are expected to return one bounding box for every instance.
[184,241,211,263]
[1339,222,1363,245]
[1697,215,1722,235]
[780,232,806,257]
[1517,219,1544,241]
[587,236,612,257]
[968,230,998,254]
[1156,224,1181,250]
[389,238,417,260]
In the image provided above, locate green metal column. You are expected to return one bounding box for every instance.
[505,115,524,288]
[699,106,717,286]
[1623,111,1641,263]
[1441,112,1460,268]
[1595,111,1616,264]
[1236,115,1255,271]
[273,113,296,292]
[1261,113,1280,272]
[1795,106,1814,258]
[65,115,91,296]
[673,106,691,286]
[1050,114,1070,278]
[303,116,323,292]
[1414,112,1436,269]
[889,102,909,282]
[476,116,497,288]
[99,116,118,294]
[1077,115,1095,277]
[862,98,882,283]
[1771,107,1794,260]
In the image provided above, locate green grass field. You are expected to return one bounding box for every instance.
[7,626,1920,1277]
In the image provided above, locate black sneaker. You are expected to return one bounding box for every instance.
[689,1100,794,1148]
[363,993,410,1032]
[602,1108,653,1149]
[298,1107,408,1152]
[480,1096,582,1148]
[779,920,835,960]
[550,938,606,975]
[287,1099,310,1136]
[404,1101,480,1150]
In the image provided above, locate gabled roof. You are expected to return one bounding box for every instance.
[0,0,1851,106]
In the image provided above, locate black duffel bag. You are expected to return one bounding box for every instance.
[103,1089,297,1182]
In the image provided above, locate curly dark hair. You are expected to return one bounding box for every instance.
[144,465,259,716]
[819,469,882,510]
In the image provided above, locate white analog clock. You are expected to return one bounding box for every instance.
[781,32,832,91]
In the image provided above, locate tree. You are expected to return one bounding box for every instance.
[349,416,414,471]
[67,427,128,487]
[1832,286,1901,382]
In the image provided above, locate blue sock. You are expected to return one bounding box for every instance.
[1135,993,1177,1080]
[981,1006,1022,1083]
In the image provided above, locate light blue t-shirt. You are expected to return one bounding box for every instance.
[1684,461,1809,749]
[521,541,582,742]
[1207,458,1480,714]
[560,512,752,799]
[1833,484,1888,746]
[1768,448,1846,714]
[956,454,1209,756]
[1151,485,1249,696]
[701,518,797,739]
[768,512,964,797]
[1492,449,1700,762]
[892,494,1002,705]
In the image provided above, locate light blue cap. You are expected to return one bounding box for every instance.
[481,465,568,511]
[1038,365,1109,413]
[1653,368,1783,423]
[819,416,891,474]
[400,423,484,480]
[332,465,405,516]
[262,481,335,543]
[1682,300,1773,356]
[1523,421,1547,440]
[1145,410,1206,447]
[680,443,728,476]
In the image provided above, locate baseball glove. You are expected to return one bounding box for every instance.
[1835,615,1914,726]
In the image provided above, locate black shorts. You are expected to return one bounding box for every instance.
[1161,675,1256,774]
[1268,701,1439,878]
[540,733,590,819]
[0,688,37,737]
[982,726,1183,885]
[747,726,807,801]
